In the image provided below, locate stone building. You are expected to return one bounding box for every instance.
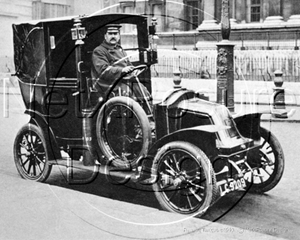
[1,0,300,72]
[83,0,300,50]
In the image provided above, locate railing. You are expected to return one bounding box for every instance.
[151,49,300,82]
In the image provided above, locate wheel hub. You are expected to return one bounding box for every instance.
[173,175,185,186]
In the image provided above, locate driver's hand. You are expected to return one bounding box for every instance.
[122,66,135,74]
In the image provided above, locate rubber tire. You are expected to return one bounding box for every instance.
[96,96,151,168]
[13,123,52,182]
[247,127,285,193]
[152,141,218,217]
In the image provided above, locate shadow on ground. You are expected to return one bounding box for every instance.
[46,165,161,210]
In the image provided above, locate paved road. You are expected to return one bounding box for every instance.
[0,93,299,239]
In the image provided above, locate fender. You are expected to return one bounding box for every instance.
[148,125,226,161]
[25,109,62,160]
[233,112,262,141]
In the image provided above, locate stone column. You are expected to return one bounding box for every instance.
[216,0,235,112]
[200,0,218,27]
[235,0,246,23]
[203,0,215,20]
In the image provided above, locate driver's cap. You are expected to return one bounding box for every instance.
[105,24,122,33]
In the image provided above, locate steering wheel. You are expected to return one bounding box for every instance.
[124,64,148,79]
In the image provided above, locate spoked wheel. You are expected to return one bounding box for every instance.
[244,127,284,193]
[13,123,52,182]
[152,141,218,217]
[96,96,151,168]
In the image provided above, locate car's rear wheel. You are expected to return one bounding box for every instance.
[244,127,284,193]
[152,141,218,217]
[13,123,52,182]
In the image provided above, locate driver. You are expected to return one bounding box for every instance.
[91,23,150,102]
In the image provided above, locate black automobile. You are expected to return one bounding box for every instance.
[12,13,284,217]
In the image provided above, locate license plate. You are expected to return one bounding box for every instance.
[219,178,247,196]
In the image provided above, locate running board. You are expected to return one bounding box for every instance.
[48,159,154,184]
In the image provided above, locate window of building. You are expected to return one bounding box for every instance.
[250,0,261,22]
[120,23,139,62]
[119,0,135,13]
[152,4,163,32]
[148,0,165,32]
[185,0,203,30]
[32,1,72,20]
[119,1,136,32]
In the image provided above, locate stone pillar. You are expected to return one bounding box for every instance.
[235,0,246,23]
[199,0,218,28]
[203,0,215,20]
[216,0,235,112]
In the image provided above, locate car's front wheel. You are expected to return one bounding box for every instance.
[152,141,218,217]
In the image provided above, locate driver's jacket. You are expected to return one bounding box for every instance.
[91,41,150,103]
[91,41,131,84]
